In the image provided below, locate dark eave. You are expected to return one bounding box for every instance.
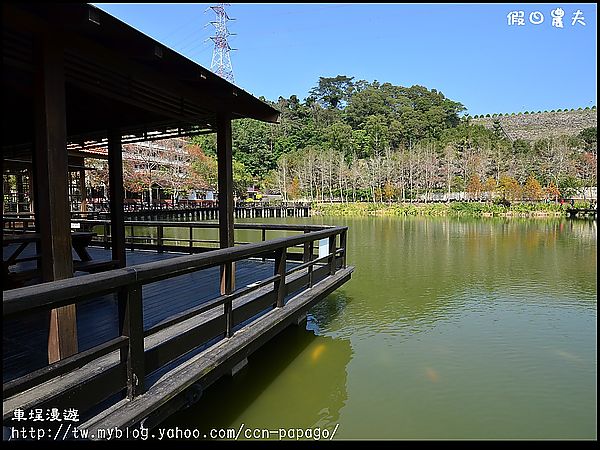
[2,3,280,152]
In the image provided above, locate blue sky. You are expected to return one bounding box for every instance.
[94,3,597,116]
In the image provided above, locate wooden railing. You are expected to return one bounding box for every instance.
[70,219,333,258]
[3,224,348,414]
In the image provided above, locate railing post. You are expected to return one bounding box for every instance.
[261,228,266,262]
[308,240,314,288]
[189,226,193,253]
[329,235,337,276]
[221,261,234,337]
[224,295,233,338]
[157,224,164,253]
[303,230,311,263]
[274,247,286,307]
[130,225,135,251]
[118,283,145,399]
[340,229,347,269]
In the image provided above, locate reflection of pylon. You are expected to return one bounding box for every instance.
[208,3,236,83]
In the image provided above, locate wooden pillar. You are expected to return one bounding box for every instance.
[108,129,126,268]
[15,173,24,214]
[79,168,88,212]
[217,114,235,295]
[33,34,77,363]
[27,168,36,216]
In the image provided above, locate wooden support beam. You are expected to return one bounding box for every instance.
[108,129,126,268]
[340,230,347,269]
[79,168,88,212]
[28,168,36,218]
[329,235,337,275]
[274,248,286,307]
[303,230,311,263]
[33,33,77,363]
[15,173,24,214]
[118,284,145,399]
[217,114,235,295]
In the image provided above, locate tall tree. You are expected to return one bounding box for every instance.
[308,75,355,110]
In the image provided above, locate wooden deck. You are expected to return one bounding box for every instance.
[3,246,303,382]
[3,223,352,435]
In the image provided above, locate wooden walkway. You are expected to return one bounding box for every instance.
[3,224,352,434]
[3,246,298,382]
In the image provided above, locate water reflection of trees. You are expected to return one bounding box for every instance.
[308,216,596,336]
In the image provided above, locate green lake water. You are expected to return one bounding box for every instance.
[160,216,597,439]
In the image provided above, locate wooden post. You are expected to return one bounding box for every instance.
[261,228,267,262]
[79,168,88,212]
[340,230,347,269]
[329,235,337,275]
[118,283,145,399]
[217,114,235,295]
[274,247,286,307]
[108,129,126,268]
[33,34,77,363]
[27,168,36,216]
[157,224,164,253]
[308,240,314,288]
[15,173,24,214]
[303,230,311,263]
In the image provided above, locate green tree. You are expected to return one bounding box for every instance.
[308,75,355,110]
[559,175,582,199]
[578,127,597,151]
[189,145,218,189]
[232,159,253,198]
[492,119,505,140]
[232,119,279,178]
[325,121,355,160]
[513,139,531,154]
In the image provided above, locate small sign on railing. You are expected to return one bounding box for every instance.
[71,222,81,229]
[318,238,329,259]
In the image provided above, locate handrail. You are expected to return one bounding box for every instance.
[69,218,332,232]
[3,226,347,316]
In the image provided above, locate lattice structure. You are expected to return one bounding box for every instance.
[208,3,235,83]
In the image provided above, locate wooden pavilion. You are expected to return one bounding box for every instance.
[2,4,352,433]
[3,3,278,361]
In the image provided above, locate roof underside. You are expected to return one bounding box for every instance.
[2,3,280,159]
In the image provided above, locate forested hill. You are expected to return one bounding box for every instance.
[187,75,597,202]
[472,109,597,142]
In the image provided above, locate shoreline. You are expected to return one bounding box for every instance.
[311,201,596,218]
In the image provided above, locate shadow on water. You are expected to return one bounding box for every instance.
[307,290,350,333]
[160,311,354,434]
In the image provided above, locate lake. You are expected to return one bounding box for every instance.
[159,215,597,439]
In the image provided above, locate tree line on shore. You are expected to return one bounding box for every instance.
[89,75,597,204]
[190,75,597,203]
